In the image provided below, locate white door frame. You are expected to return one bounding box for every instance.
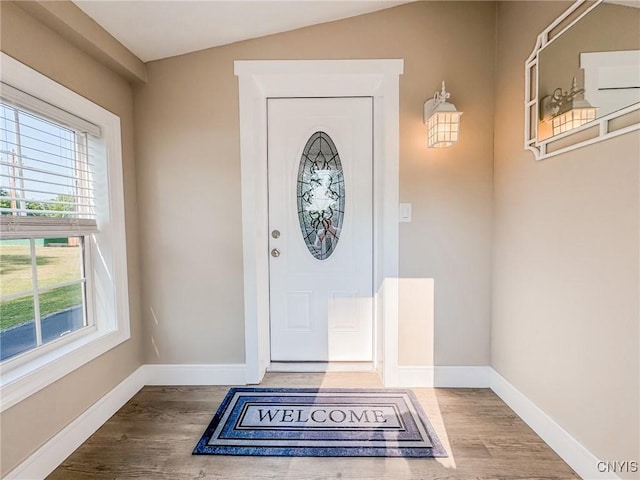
[234,59,403,386]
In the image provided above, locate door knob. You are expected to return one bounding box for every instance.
[271,248,281,258]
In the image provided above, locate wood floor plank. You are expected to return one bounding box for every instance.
[47,373,580,480]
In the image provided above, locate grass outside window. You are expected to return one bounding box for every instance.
[0,239,85,331]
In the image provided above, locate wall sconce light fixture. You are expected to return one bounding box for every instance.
[424,81,462,148]
[540,77,597,136]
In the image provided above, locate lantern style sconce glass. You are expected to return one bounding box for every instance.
[540,77,597,136]
[423,81,463,148]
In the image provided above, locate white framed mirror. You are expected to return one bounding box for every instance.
[525,0,640,160]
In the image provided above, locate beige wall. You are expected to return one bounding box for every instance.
[0,2,143,475]
[133,1,496,367]
[493,1,639,475]
[2,0,638,475]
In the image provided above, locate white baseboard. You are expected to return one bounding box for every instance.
[396,366,435,386]
[397,365,611,479]
[4,363,246,479]
[4,365,146,480]
[435,366,492,387]
[396,365,492,387]
[487,369,619,480]
[5,363,612,480]
[143,363,247,386]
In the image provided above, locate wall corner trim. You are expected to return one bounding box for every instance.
[5,365,615,480]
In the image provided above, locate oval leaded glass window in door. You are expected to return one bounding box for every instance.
[297,131,345,260]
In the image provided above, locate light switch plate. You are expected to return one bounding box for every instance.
[399,203,412,223]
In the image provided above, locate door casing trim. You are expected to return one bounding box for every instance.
[235,59,403,385]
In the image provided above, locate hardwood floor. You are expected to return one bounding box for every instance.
[47,373,580,479]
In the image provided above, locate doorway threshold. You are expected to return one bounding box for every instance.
[268,362,375,373]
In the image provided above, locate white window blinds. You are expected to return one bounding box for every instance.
[0,83,99,238]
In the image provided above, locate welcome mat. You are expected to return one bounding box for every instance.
[193,388,447,457]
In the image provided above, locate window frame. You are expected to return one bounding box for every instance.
[0,52,130,412]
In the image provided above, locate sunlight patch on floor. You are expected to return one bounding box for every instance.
[260,371,457,470]
[412,387,457,469]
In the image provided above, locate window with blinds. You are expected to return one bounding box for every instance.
[1,54,131,405]
[1,84,99,362]
[0,84,99,237]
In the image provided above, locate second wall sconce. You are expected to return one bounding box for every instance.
[424,81,463,148]
[540,77,597,136]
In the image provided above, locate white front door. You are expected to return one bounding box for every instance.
[268,97,373,362]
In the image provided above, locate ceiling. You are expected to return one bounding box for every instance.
[73,1,413,62]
